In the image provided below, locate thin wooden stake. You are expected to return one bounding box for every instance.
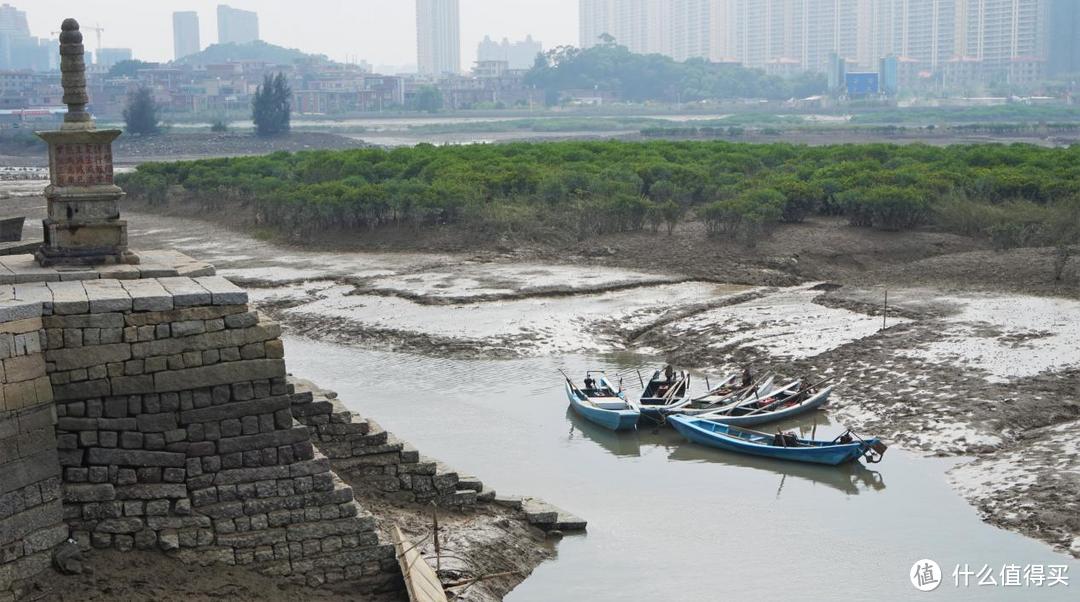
[882,289,888,330]
[432,508,441,573]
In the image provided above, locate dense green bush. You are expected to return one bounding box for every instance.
[772,178,823,223]
[117,140,1080,249]
[847,186,930,231]
[703,189,785,245]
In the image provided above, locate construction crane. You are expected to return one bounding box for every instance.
[49,23,104,58]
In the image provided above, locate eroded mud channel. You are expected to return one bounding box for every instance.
[10,200,1074,598]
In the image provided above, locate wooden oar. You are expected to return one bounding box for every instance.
[704,374,777,414]
[739,375,837,418]
[694,372,770,405]
[701,373,746,397]
[558,369,585,399]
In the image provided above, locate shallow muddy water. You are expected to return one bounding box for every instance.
[283,337,1077,601]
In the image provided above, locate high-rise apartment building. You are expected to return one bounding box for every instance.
[96,48,133,68]
[728,0,861,72]
[416,0,461,76]
[956,0,1046,65]
[477,35,543,70]
[670,0,711,61]
[0,3,28,38]
[0,2,50,70]
[579,0,670,55]
[860,0,957,71]
[1047,0,1080,75]
[217,4,259,45]
[579,0,1053,84]
[172,11,201,60]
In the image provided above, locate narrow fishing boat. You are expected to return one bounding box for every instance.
[637,367,692,421]
[698,384,833,427]
[669,415,886,466]
[670,375,777,417]
[562,371,640,432]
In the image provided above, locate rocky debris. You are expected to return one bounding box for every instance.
[50,539,84,575]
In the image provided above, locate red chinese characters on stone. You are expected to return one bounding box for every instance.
[52,143,114,187]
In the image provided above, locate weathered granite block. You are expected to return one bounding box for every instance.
[85,448,185,468]
[153,359,285,393]
[193,276,248,306]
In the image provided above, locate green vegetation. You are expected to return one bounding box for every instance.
[175,41,323,66]
[252,73,291,137]
[107,59,158,78]
[414,86,444,114]
[525,43,825,104]
[122,87,161,135]
[118,140,1080,277]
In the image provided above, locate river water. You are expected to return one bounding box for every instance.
[282,337,1077,601]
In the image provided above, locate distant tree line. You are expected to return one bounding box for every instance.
[524,43,826,104]
[118,140,1080,280]
[122,87,160,135]
[121,72,292,137]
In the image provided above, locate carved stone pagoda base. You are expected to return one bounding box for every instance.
[35,129,139,267]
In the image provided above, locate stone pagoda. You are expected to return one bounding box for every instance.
[35,18,138,266]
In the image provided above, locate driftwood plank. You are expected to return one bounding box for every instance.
[392,525,448,602]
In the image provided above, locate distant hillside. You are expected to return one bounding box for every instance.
[175,40,328,66]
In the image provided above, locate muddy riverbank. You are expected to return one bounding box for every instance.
[125,191,1078,299]
[2,182,1079,594]
[103,202,1080,562]
[0,132,366,167]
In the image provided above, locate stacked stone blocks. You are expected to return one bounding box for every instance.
[0,301,67,594]
[288,379,494,507]
[0,273,398,593]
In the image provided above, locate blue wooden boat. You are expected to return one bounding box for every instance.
[697,385,833,427]
[669,415,885,465]
[564,375,640,432]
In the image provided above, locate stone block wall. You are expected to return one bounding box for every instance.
[0,302,67,594]
[288,379,491,507]
[0,276,400,593]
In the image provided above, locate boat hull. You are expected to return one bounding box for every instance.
[638,397,691,422]
[669,415,874,466]
[701,387,832,427]
[566,384,639,431]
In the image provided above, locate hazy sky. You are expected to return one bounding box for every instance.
[22,1,578,69]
